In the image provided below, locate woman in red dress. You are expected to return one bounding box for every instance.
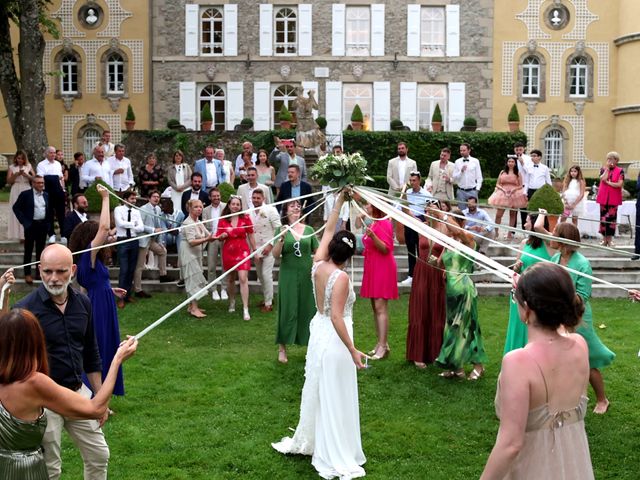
[216,196,256,320]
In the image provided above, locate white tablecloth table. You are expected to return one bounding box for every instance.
[578,200,636,237]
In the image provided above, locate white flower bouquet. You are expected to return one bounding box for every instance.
[309,152,373,187]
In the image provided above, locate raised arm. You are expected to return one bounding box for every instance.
[89,185,112,266]
[314,189,346,262]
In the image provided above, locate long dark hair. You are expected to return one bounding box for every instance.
[68,220,110,264]
[502,157,520,177]
[221,195,246,219]
[0,309,49,383]
[526,214,548,249]
[281,200,303,226]
[256,149,271,167]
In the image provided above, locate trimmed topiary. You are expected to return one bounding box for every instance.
[201,104,213,122]
[463,117,477,127]
[508,103,520,122]
[240,118,254,128]
[126,104,135,121]
[432,104,443,123]
[390,119,404,130]
[167,118,181,128]
[217,182,236,203]
[528,183,564,215]
[279,104,293,122]
[351,104,364,123]
[315,116,327,130]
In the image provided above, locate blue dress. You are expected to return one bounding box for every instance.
[77,248,124,396]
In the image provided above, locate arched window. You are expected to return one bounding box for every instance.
[60,54,79,95]
[199,84,226,131]
[420,7,445,56]
[417,84,447,130]
[83,128,101,159]
[201,8,223,55]
[569,57,588,98]
[272,84,298,128]
[274,7,297,55]
[544,129,564,171]
[343,84,372,129]
[522,56,540,98]
[106,53,124,94]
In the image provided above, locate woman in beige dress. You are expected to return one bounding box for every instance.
[481,263,593,480]
[7,150,35,241]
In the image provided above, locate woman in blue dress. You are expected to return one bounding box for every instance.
[69,186,127,396]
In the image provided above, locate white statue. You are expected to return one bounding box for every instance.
[86,8,98,25]
[551,10,562,26]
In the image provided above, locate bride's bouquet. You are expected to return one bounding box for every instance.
[309,152,373,187]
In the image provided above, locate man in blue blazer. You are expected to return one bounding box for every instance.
[181,172,210,216]
[13,175,51,284]
[275,164,314,217]
[193,145,225,193]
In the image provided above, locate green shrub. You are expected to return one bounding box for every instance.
[84,180,121,214]
[432,104,443,123]
[126,104,135,122]
[240,118,254,128]
[278,104,292,122]
[315,116,327,130]
[217,182,236,203]
[351,104,364,123]
[166,118,181,128]
[390,119,404,130]
[508,104,520,122]
[463,117,477,127]
[201,104,213,123]
[528,184,564,215]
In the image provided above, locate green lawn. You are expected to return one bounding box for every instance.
[54,294,639,479]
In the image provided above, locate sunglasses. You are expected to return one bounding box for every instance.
[293,241,302,258]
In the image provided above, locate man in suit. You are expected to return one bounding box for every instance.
[13,175,51,284]
[386,142,417,196]
[270,138,307,189]
[237,166,272,210]
[452,143,483,207]
[425,147,455,202]
[62,193,88,240]
[133,190,170,300]
[276,164,313,216]
[193,145,225,193]
[68,152,87,196]
[249,189,281,312]
[181,172,210,216]
[37,146,66,243]
[202,187,227,300]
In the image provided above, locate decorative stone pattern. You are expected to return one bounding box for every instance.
[501,41,525,96]
[515,1,550,40]
[588,42,609,97]
[121,40,145,93]
[538,42,568,97]
[562,0,598,40]
[98,0,134,38]
[62,114,122,158]
[50,0,85,38]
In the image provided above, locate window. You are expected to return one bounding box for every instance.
[544,129,564,171]
[83,128,101,159]
[346,6,370,56]
[522,56,540,98]
[417,84,447,130]
[569,57,588,97]
[106,53,124,94]
[272,84,298,128]
[274,7,297,55]
[420,7,445,56]
[60,54,78,95]
[201,7,223,55]
[199,84,226,131]
[343,83,372,129]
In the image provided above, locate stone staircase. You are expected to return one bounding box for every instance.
[2,239,639,298]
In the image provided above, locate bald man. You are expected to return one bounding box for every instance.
[14,244,110,480]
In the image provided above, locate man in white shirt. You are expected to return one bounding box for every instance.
[401,172,433,286]
[522,149,552,200]
[82,146,113,188]
[514,141,532,228]
[386,142,417,196]
[108,144,135,192]
[202,187,227,300]
[113,190,144,308]
[96,130,115,157]
[463,197,494,255]
[234,141,257,176]
[425,147,455,202]
[250,189,281,312]
[452,143,483,207]
[37,146,66,243]
[237,167,272,209]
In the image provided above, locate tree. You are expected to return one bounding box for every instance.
[0,0,55,162]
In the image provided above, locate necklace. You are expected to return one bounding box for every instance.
[51,296,68,306]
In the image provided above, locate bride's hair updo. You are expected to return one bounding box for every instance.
[328,230,356,265]
[514,263,584,329]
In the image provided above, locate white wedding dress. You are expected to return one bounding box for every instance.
[272,262,366,479]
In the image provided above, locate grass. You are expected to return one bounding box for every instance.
[51,294,639,479]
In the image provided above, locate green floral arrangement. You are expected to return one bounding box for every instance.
[309,152,373,187]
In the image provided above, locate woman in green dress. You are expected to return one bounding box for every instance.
[433,209,488,380]
[503,214,553,354]
[535,215,615,414]
[272,200,319,364]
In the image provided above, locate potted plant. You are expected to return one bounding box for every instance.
[200,104,213,131]
[166,118,184,131]
[550,166,567,193]
[278,104,293,129]
[508,103,520,132]
[461,116,477,132]
[125,104,136,131]
[240,117,254,131]
[350,104,364,131]
[315,116,327,131]
[528,183,564,231]
[390,118,404,131]
[431,104,443,132]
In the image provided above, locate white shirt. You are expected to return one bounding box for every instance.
[205,161,218,188]
[82,158,113,187]
[74,210,88,223]
[113,205,144,238]
[452,156,483,191]
[190,189,203,200]
[396,158,408,185]
[36,159,63,178]
[108,156,134,191]
[516,154,532,190]
[525,162,552,190]
[205,203,224,234]
[234,153,257,175]
[33,190,46,220]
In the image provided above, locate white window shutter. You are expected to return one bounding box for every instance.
[179,81,197,130]
[298,4,313,56]
[370,4,385,57]
[325,81,342,135]
[223,4,238,56]
[185,4,199,57]
[400,82,417,131]
[253,81,271,130]
[226,81,243,130]
[332,4,346,57]
[406,5,421,57]
[302,81,319,119]
[259,4,273,56]
[445,4,460,57]
[373,81,390,131]
[448,82,465,132]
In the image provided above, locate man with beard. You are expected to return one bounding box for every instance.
[62,193,89,240]
[14,244,110,480]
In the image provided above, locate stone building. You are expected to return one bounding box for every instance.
[0,0,150,161]
[152,0,494,147]
[492,0,640,176]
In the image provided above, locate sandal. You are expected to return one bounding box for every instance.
[439,370,465,379]
[278,349,288,364]
[468,367,485,381]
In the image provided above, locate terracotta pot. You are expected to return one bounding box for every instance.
[200,121,212,131]
[125,120,135,131]
[431,122,442,132]
[351,121,363,131]
[508,121,520,132]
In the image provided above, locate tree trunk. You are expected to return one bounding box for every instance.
[0,5,25,155]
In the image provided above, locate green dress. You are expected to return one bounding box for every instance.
[435,249,488,370]
[551,251,615,369]
[503,242,551,355]
[0,402,48,479]
[275,225,319,345]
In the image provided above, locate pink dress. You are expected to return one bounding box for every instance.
[360,219,398,299]
[217,215,253,271]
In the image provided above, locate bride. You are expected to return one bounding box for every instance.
[272,189,368,479]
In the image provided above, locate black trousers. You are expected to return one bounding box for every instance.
[24,220,48,276]
[404,224,420,278]
[48,193,66,237]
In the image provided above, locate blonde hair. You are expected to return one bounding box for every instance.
[606,151,620,162]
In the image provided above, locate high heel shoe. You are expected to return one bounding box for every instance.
[468,367,485,381]
[371,346,390,360]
